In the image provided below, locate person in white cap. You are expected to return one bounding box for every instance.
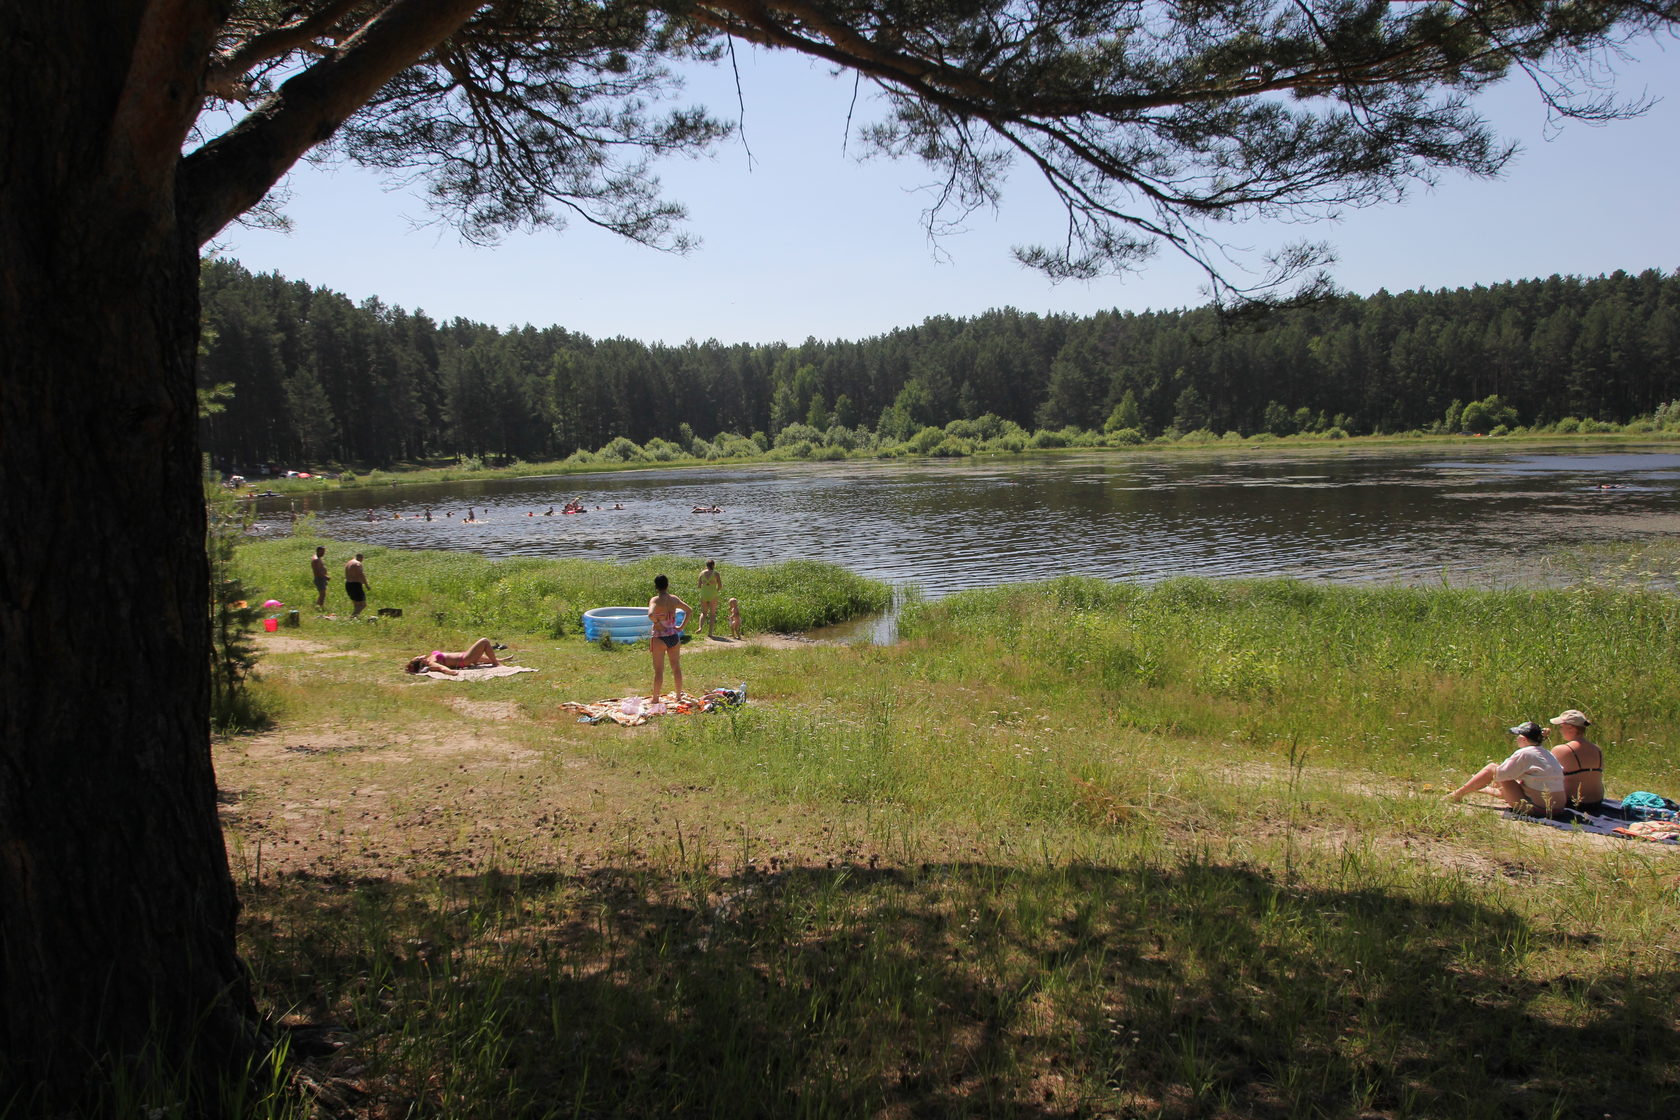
[1446,720,1565,815]
[1549,709,1603,811]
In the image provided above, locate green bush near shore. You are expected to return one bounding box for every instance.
[233,536,893,638]
[216,567,1680,1119]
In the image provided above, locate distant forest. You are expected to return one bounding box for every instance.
[199,259,1680,468]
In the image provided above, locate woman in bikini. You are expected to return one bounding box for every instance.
[405,638,501,675]
[1549,709,1604,811]
[648,574,692,702]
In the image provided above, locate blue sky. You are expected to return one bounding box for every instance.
[211,36,1680,346]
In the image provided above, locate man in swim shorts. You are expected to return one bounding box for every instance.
[310,545,329,608]
[696,559,723,638]
[344,552,369,617]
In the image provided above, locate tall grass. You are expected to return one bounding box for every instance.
[231,537,892,639]
[899,575,1680,791]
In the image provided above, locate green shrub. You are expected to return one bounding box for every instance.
[773,423,825,449]
[907,426,945,454]
[598,436,644,462]
[1029,428,1070,449]
[642,437,684,461]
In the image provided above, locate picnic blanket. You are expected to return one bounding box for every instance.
[415,664,537,681]
[1506,798,1680,844]
[562,684,746,726]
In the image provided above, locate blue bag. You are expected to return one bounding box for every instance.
[1622,791,1679,821]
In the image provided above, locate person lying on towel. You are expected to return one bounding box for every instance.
[405,638,502,676]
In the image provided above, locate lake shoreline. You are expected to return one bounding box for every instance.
[244,440,1680,598]
[229,429,1680,500]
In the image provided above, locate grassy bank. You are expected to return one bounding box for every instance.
[234,536,894,639]
[225,429,1680,499]
[211,566,1680,1119]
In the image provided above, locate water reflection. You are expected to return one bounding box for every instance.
[255,446,1680,598]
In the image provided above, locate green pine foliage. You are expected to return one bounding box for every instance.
[200,262,1680,469]
[206,492,278,733]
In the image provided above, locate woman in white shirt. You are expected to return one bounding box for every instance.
[1446,721,1566,816]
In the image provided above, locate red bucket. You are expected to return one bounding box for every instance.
[262,618,279,632]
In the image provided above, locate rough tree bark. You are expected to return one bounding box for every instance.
[0,3,257,1112]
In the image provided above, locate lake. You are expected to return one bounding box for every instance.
[256,445,1680,602]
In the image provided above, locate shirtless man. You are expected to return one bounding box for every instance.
[1550,709,1604,811]
[310,545,330,608]
[696,559,723,638]
[344,552,369,617]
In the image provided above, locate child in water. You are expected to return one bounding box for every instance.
[727,597,742,639]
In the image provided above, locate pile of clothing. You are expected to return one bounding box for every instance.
[1513,794,1680,845]
[562,684,747,726]
[1614,819,1680,842]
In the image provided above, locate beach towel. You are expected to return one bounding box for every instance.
[1505,798,1680,844]
[562,684,746,726]
[415,664,537,681]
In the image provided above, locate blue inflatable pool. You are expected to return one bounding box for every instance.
[582,606,683,642]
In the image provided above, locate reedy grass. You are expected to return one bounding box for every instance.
[232,536,892,639]
[215,571,1680,1118]
[900,575,1680,793]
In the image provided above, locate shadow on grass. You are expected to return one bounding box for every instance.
[243,858,1680,1119]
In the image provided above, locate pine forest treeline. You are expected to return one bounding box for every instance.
[198,259,1680,468]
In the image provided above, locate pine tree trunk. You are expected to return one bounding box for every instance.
[1,3,256,1110]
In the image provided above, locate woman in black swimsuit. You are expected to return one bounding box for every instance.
[647,574,693,703]
[1549,709,1604,811]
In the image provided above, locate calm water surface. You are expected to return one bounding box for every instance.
[259,446,1680,599]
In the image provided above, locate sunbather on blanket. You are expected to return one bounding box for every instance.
[1549,709,1604,812]
[405,638,501,676]
[1446,720,1566,816]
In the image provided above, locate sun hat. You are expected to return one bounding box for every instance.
[1549,709,1591,727]
[1507,720,1546,740]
